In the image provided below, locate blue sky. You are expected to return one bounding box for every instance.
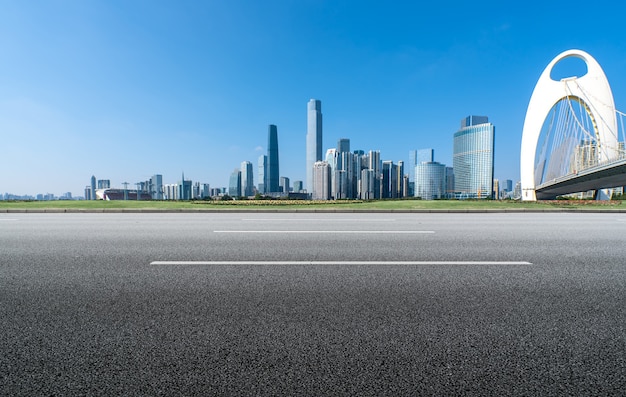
[2,0,626,196]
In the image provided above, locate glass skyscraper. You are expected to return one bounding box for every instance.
[267,124,279,193]
[90,175,96,200]
[241,161,254,197]
[258,155,267,193]
[337,138,350,153]
[150,174,162,200]
[453,116,495,199]
[417,148,434,164]
[293,180,303,193]
[409,150,417,186]
[228,169,241,197]
[306,99,322,192]
[178,173,192,200]
[415,162,446,200]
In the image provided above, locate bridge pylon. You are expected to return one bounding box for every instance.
[520,49,618,201]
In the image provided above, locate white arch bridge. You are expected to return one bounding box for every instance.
[520,49,626,200]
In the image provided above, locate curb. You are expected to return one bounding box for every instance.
[2,208,626,213]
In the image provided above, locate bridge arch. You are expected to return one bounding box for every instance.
[520,49,618,200]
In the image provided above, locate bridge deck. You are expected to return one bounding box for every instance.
[536,157,626,199]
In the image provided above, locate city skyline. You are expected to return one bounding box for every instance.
[2,1,626,196]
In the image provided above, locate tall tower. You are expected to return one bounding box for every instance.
[150,174,163,200]
[179,172,192,200]
[258,155,268,194]
[229,169,241,197]
[241,161,254,196]
[337,138,350,153]
[267,124,280,193]
[306,99,322,192]
[90,175,96,200]
[453,116,495,199]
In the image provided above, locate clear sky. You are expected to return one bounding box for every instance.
[2,0,626,197]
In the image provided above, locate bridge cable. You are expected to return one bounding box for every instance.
[573,79,621,154]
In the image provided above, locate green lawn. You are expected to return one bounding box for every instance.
[0,199,623,211]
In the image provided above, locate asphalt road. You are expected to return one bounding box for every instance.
[1,212,625,396]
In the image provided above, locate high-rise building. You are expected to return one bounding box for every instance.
[306,99,322,191]
[368,150,381,175]
[150,174,163,200]
[339,151,357,199]
[356,151,380,200]
[312,161,331,200]
[241,161,254,196]
[396,160,405,198]
[453,116,495,199]
[505,179,513,193]
[494,179,500,200]
[164,184,179,200]
[279,177,290,193]
[192,182,202,199]
[267,124,279,193]
[360,169,377,200]
[408,150,432,196]
[178,173,192,200]
[408,150,416,197]
[337,138,350,153]
[293,181,303,193]
[229,169,241,197]
[445,167,455,196]
[325,148,337,198]
[415,162,446,200]
[382,160,396,199]
[90,176,96,200]
[258,155,267,194]
[417,149,435,164]
[513,181,522,199]
[402,174,410,198]
[353,150,366,197]
[201,183,211,198]
[572,139,598,173]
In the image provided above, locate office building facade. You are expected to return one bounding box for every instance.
[267,125,280,193]
[453,116,495,199]
[337,138,350,153]
[293,180,303,193]
[312,161,331,200]
[258,155,267,194]
[241,161,254,196]
[415,162,446,200]
[90,176,96,200]
[306,99,322,192]
[178,173,192,200]
[417,148,435,164]
[229,169,241,197]
[280,177,290,193]
[150,174,163,200]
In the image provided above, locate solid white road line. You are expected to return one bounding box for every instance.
[150,261,533,266]
[214,230,434,234]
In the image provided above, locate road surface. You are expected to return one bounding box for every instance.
[1,212,624,395]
